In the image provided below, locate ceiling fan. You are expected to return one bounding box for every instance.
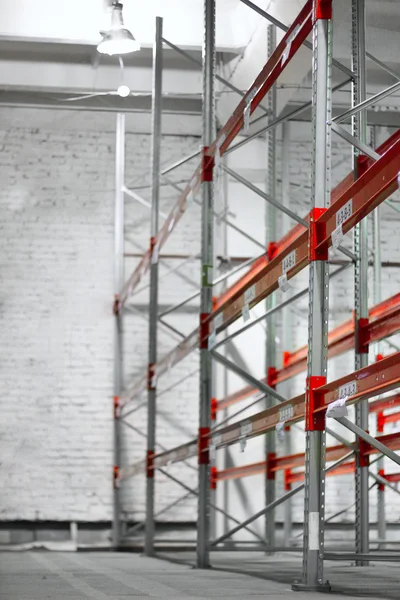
[62,1,144,103]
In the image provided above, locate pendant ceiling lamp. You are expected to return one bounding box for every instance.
[97,2,140,56]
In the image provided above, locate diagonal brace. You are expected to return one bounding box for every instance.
[211,451,354,546]
[331,122,380,161]
[336,417,400,467]
[222,165,308,227]
[158,468,267,546]
[211,350,286,404]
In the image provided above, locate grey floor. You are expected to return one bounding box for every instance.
[0,550,397,599]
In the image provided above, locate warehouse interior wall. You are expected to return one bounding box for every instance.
[1,106,400,543]
[0,107,200,529]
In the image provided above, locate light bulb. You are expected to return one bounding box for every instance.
[117,84,130,98]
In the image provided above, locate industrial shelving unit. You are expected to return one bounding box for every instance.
[112,0,400,591]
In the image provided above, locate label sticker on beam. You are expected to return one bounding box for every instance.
[282,250,296,274]
[242,304,250,323]
[242,285,256,322]
[168,207,178,233]
[331,224,344,249]
[276,421,285,442]
[327,397,348,418]
[281,24,301,66]
[168,351,176,372]
[240,421,252,438]
[244,285,256,305]
[243,88,257,132]
[278,273,291,293]
[215,134,226,169]
[211,433,222,448]
[208,330,217,350]
[338,380,357,399]
[151,370,157,389]
[279,404,294,422]
[151,243,159,265]
[187,174,198,202]
[210,434,221,460]
[239,421,252,449]
[336,199,352,227]
[214,312,223,331]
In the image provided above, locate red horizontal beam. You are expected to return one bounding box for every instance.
[208,0,313,166]
[118,0,315,309]
[287,462,356,485]
[120,354,400,481]
[118,166,202,308]
[209,138,400,346]
[121,137,400,408]
[288,460,400,487]
[119,54,400,409]
[117,0,316,407]
[215,430,400,486]
[216,461,266,482]
[215,443,352,483]
[381,410,400,426]
[143,353,400,474]
[222,292,400,410]
[213,463,400,488]
[275,293,400,386]
[369,393,400,414]
[215,128,400,411]
[214,127,400,313]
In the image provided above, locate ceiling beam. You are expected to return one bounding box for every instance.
[0,87,202,114]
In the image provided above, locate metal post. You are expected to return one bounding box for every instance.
[281,121,293,544]
[293,0,332,591]
[197,0,215,569]
[352,0,369,564]
[145,16,163,557]
[372,125,385,542]
[221,159,230,539]
[265,22,277,551]
[113,113,125,548]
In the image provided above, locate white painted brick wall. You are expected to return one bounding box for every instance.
[1,108,399,532]
[0,107,201,522]
[215,127,400,539]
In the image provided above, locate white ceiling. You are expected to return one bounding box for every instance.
[0,0,397,134]
[0,0,263,49]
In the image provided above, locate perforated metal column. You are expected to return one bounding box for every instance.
[293,2,332,591]
[112,113,125,548]
[145,16,163,557]
[352,0,370,563]
[197,0,215,569]
[265,22,277,550]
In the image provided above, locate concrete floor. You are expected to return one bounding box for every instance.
[0,550,396,599]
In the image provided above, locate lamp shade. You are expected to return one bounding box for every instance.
[97,2,140,56]
[97,28,140,55]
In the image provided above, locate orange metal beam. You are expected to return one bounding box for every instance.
[214,128,400,313]
[215,430,400,485]
[146,352,400,474]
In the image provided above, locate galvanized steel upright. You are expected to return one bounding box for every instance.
[293,0,332,591]
[352,0,370,563]
[145,16,163,557]
[197,0,216,569]
[265,22,277,550]
[112,113,125,548]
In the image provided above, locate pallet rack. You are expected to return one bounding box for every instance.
[112,0,400,591]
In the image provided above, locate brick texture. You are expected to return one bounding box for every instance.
[0,108,201,522]
[1,109,399,532]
